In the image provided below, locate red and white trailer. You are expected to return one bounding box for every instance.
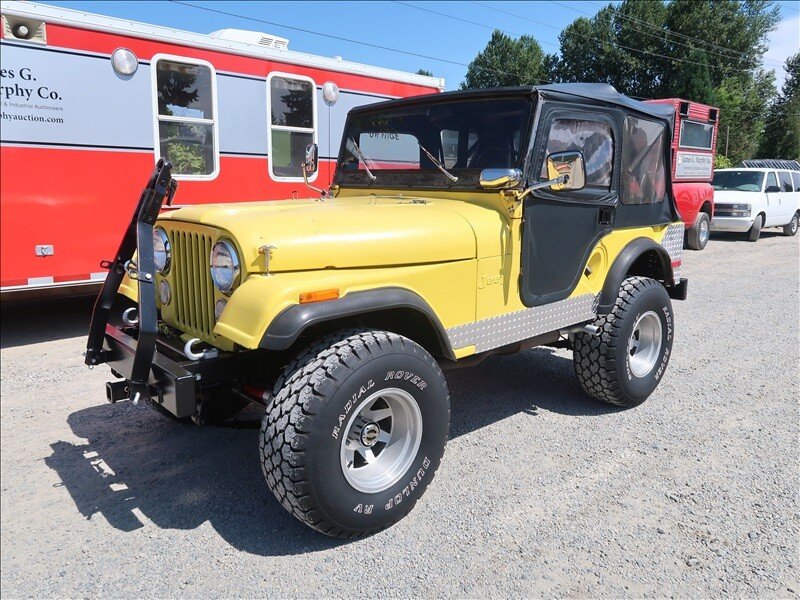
[0,1,443,299]
[646,98,720,250]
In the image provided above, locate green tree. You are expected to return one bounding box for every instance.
[609,0,669,97]
[715,154,734,168]
[757,52,800,159]
[671,49,715,105]
[551,1,668,97]
[665,0,780,87]
[461,30,545,89]
[545,0,780,162]
[416,69,434,77]
[550,7,622,87]
[715,70,775,163]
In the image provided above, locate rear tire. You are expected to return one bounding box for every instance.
[573,277,674,408]
[260,330,450,538]
[783,212,798,236]
[686,212,711,250]
[747,215,763,242]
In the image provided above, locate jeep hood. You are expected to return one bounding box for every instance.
[159,196,478,273]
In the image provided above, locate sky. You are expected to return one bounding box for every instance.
[40,0,799,92]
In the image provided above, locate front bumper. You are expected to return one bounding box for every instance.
[102,322,264,418]
[103,324,198,418]
[710,216,753,233]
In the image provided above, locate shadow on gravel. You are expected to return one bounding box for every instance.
[709,230,786,243]
[45,348,616,555]
[448,347,621,439]
[1,296,94,349]
[45,402,347,557]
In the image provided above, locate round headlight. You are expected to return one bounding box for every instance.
[210,240,240,293]
[158,280,171,305]
[111,47,139,76]
[153,227,170,273]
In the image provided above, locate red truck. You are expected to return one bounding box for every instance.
[646,98,719,250]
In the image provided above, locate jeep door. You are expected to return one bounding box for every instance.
[520,105,619,306]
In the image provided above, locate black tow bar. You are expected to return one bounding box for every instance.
[84,158,177,403]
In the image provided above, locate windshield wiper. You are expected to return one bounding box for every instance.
[346,138,377,181]
[418,142,458,182]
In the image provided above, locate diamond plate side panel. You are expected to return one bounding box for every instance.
[661,222,685,282]
[661,223,684,259]
[447,294,597,354]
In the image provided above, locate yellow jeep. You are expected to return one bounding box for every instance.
[86,83,687,537]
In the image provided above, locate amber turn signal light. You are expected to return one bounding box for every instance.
[299,288,340,303]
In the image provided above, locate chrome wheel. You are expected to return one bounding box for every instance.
[627,311,663,378]
[699,219,710,245]
[340,388,422,494]
[792,216,798,234]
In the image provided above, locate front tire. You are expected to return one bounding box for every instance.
[686,212,710,250]
[747,215,763,242]
[573,277,674,408]
[260,330,450,538]
[783,212,798,236]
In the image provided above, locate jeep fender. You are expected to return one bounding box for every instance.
[259,287,455,359]
[597,237,674,315]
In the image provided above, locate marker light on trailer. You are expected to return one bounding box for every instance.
[111,48,139,76]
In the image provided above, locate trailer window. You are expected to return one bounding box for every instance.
[621,116,668,205]
[153,57,218,178]
[792,171,800,191]
[679,120,714,150]
[268,74,316,180]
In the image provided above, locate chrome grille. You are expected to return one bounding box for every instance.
[169,229,216,338]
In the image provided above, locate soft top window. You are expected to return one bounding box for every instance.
[621,116,668,205]
[336,97,533,188]
[540,118,614,189]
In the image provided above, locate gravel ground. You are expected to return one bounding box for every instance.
[1,230,798,598]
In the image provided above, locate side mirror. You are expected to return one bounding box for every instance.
[479,168,523,189]
[304,143,318,175]
[546,151,586,191]
[301,143,328,197]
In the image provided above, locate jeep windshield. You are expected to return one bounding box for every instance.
[334,96,534,189]
[712,170,764,192]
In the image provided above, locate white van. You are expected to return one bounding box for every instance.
[711,167,800,241]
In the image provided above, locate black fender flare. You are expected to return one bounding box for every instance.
[597,237,674,315]
[259,287,454,359]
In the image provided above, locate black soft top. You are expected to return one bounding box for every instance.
[350,83,674,124]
